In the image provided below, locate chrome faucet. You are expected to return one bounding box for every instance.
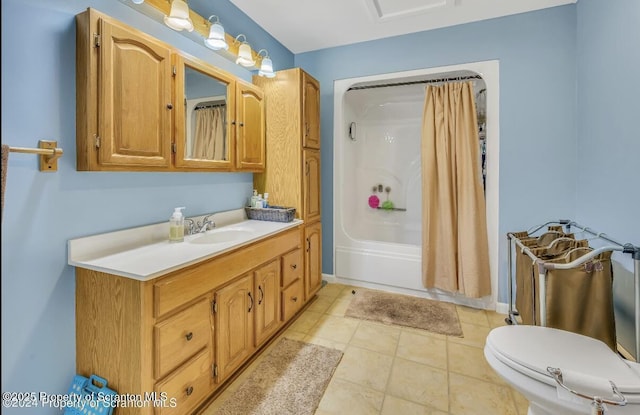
[196,215,216,233]
[184,218,196,235]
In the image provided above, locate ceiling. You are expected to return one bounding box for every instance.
[228,0,577,54]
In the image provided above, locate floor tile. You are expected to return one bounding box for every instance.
[448,341,505,384]
[381,395,448,415]
[486,310,510,328]
[203,282,524,415]
[303,333,349,351]
[317,378,385,415]
[309,314,360,343]
[386,357,449,411]
[350,321,401,356]
[447,322,492,348]
[325,298,352,316]
[396,330,448,370]
[449,372,518,415]
[288,310,324,333]
[510,387,531,415]
[333,345,394,391]
[456,305,490,327]
[306,296,335,314]
[317,283,346,299]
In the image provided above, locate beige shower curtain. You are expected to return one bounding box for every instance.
[192,106,225,160]
[421,81,491,298]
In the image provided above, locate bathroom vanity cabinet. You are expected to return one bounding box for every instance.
[253,68,323,299]
[75,8,265,172]
[75,225,306,415]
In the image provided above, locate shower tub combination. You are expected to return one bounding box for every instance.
[333,61,500,310]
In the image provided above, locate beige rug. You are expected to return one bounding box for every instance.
[345,288,464,337]
[213,338,343,415]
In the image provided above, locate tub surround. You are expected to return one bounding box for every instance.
[68,208,302,280]
[333,61,500,311]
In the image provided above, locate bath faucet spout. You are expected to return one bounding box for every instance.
[196,215,216,233]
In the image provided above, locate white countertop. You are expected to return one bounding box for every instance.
[68,209,302,281]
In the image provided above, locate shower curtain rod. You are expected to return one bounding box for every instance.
[347,75,482,91]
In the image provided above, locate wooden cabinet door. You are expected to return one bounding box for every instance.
[214,274,254,382]
[303,149,321,223]
[254,260,282,346]
[235,81,265,171]
[174,54,236,171]
[304,222,322,300]
[98,17,172,168]
[302,72,320,149]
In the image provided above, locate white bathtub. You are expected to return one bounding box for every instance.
[333,61,501,310]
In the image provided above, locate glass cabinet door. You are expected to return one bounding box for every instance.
[174,53,236,169]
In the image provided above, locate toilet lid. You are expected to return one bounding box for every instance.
[486,325,640,394]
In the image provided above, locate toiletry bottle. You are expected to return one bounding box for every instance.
[263,192,269,208]
[250,189,258,207]
[169,207,185,243]
[257,194,264,209]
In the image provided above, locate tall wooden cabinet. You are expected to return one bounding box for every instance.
[253,68,323,301]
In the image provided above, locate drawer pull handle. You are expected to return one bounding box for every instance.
[185,386,193,396]
[185,332,193,341]
[291,264,297,270]
[258,285,264,305]
[248,292,254,312]
[291,296,298,302]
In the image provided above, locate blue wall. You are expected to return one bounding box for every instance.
[0,0,292,411]
[295,6,579,301]
[575,0,639,246]
[575,0,640,358]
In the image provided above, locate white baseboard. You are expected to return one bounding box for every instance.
[495,302,510,315]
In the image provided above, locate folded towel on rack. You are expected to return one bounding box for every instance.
[555,368,615,405]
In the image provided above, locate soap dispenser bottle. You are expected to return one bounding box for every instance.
[250,189,258,208]
[169,207,185,243]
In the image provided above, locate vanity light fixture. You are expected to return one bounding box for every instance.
[131,0,144,4]
[164,0,194,32]
[256,49,275,78]
[234,34,255,67]
[204,15,228,50]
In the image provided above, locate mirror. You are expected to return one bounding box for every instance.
[184,65,230,161]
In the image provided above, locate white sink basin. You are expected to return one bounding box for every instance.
[189,229,253,245]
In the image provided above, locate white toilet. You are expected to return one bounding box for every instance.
[484,325,640,414]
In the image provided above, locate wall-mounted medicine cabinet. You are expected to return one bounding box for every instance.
[75,8,265,172]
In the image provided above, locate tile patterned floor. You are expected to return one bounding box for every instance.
[203,283,530,415]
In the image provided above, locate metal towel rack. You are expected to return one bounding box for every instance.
[506,219,640,361]
[8,140,63,172]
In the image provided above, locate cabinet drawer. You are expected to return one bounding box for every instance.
[281,248,303,287]
[154,349,212,415]
[155,298,211,379]
[154,227,301,317]
[282,278,303,322]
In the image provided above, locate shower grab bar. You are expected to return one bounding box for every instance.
[375,207,407,212]
[507,221,639,361]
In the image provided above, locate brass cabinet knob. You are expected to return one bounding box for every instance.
[166,103,173,110]
[185,332,193,341]
[291,296,298,302]
[291,264,297,269]
[185,386,193,396]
